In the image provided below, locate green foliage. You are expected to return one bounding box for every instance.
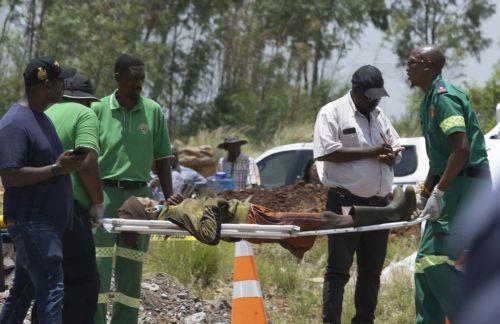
[387,0,496,65]
[393,91,423,137]
[465,63,500,132]
[0,1,496,144]
[394,64,500,136]
[0,0,384,145]
[145,240,233,287]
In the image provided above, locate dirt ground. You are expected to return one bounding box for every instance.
[218,181,328,212]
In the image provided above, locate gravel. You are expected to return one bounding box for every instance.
[0,272,231,324]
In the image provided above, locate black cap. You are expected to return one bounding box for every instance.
[63,73,99,101]
[351,65,389,99]
[23,56,76,86]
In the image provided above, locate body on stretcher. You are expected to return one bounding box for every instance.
[101,213,427,239]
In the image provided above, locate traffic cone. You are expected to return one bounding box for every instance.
[231,240,268,324]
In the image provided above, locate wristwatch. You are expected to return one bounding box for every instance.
[51,163,61,177]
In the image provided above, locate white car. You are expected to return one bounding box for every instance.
[256,136,500,189]
[256,137,428,188]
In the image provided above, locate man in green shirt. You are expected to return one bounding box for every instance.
[406,44,491,323]
[92,53,173,324]
[45,72,102,324]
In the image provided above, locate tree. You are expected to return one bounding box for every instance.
[0,0,400,144]
[387,0,496,66]
[465,63,500,132]
[394,63,500,136]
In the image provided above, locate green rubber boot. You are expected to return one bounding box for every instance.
[352,186,416,227]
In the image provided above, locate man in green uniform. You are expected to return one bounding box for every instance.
[406,44,491,323]
[92,54,173,324]
[45,72,102,323]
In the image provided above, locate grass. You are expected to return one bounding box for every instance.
[144,232,419,323]
[180,122,316,162]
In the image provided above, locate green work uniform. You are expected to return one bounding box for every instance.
[46,101,101,323]
[46,101,100,209]
[415,75,490,323]
[92,91,171,324]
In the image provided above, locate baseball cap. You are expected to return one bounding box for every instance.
[351,65,389,99]
[23,56,76,86]
[63,73,99,101]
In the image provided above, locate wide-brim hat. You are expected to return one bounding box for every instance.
[217,136,248,149]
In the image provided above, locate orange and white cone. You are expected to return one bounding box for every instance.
[231,240,268,324]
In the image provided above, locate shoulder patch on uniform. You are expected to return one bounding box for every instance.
[435,80,448,94]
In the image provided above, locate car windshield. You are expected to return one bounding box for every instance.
[258,150,312,188]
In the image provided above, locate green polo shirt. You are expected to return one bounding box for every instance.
[420,74,489,176]
[92,90,172,182]
[46,101,100,209]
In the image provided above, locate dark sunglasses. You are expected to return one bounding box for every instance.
[406,59,433,66]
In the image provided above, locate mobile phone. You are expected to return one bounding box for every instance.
[72,146,91,156]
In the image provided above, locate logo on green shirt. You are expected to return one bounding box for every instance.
[139,123,148,135]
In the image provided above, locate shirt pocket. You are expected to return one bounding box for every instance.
[340,127,360,147]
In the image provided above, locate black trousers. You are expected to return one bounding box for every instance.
[32,202,100,324]
[322,189,389,324]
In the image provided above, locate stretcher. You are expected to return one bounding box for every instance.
[101,213,428,239]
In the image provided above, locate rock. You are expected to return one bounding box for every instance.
[309,277,324,283]
[184,312,207,324]
[212,296,231,311]
[3,256,15,269]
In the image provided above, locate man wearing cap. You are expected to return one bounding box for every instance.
[313,65,402,324]
[92,53,173,324]
[0,57,84,323]
[406,44,491,323]
[44,72,102,323]
[217,136,260,190]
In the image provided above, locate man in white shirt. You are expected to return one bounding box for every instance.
[313,65,402,324]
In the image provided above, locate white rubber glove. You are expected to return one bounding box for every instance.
[422,188,444,221]
[416,193,428,210]
[89,203,104,226]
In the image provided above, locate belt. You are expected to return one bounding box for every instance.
[458,167,491,180]
[330,187,390,206]
[102,179,148,189]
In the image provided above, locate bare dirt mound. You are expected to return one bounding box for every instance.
[218,181,328,212]
[218,182,420,238]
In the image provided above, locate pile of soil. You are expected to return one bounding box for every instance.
[218,182,420,238]
[218,181,328,212]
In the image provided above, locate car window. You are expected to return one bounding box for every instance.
[394,145,418,176]
[258,150,312,188]
[295,150,314,183]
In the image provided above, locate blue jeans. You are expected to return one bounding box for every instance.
[0,221,64,324]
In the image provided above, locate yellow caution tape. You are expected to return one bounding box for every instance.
[150,235,196,242]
